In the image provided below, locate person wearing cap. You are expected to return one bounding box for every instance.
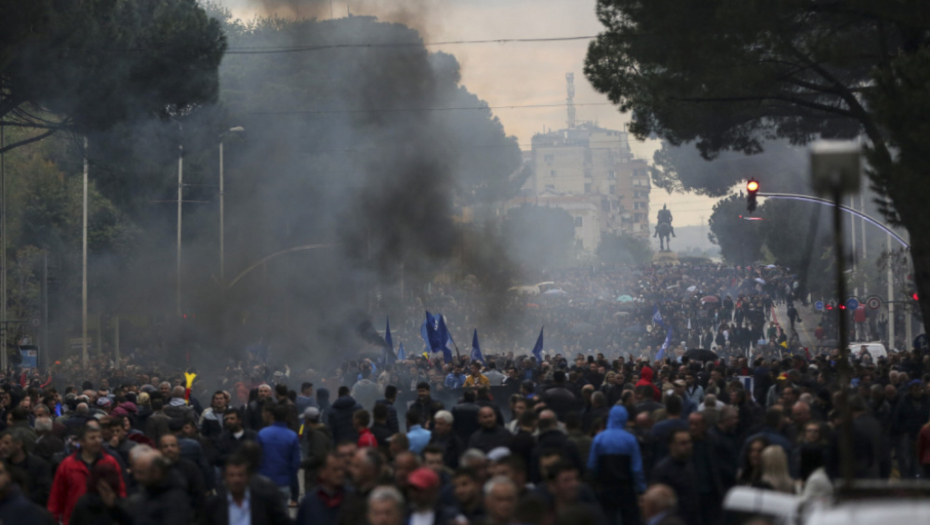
[673,380,697,417]
[892,378,930,478]
[406,467,458,525]
[301,406,333,489]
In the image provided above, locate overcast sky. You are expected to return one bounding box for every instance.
[218,0,719,227]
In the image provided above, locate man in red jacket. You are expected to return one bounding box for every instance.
[48,423,126,525]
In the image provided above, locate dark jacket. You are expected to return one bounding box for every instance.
[128,471,191,525]
[328,396,363,445]
[541,385,579,421]
[588,405,645,525]
[370,423,393,448]
[202,477,290,525]
[651,456,702,525]
[69,493,132,525]
[169,459,205,517]
[582,406,610,434]
[475,398,506,428]
[213,428,259,468]
[410,396,445,428]
[530,429,583,482]
[296,484,349,525]
[429,431,464,470]
[34,434,65,464]
[451,401,481,444]
[707,426,740,491]
[468,426,513,453]
[893,395,930,438]
[7,453,51,507]
[0,485,54,525]
[374,399,400,434]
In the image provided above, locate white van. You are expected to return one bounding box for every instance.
[847,342,888,361]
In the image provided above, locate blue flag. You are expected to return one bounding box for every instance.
[421,311,438,350]
[652,305,665,328]
[397,342,406,361]
[471,329,484,364]
[437,315,455,364]
[531,327,544,361]
[384,317,395,364]
[425,312,443,354]
[655,327,673,362]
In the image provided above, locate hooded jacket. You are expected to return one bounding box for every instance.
[327,395,363,444]
[635,366,661,401]
[587,406,645,494]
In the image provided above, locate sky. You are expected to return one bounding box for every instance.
[218,0,719,226]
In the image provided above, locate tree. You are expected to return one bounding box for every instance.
[585,0,930,336]
[707,195,763,266]
[1,0,226,151]
[597,232,653,267]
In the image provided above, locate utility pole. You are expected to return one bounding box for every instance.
[82,136,89,368]
[0,118,5,370]
[218,127,243,281]
[887,233,895,350]
[42,253,48,369]
[177,137,183,317]
[860,193,868,296]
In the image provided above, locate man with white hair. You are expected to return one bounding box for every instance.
[428,410,463,470]
[483,476,518,525]
[129,445,192,525]
[367,486,405,525]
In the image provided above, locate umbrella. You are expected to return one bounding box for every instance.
[613,311,631,318]
[623,325,647,334]
[686,285,697,292]
[754,278,766,285]
[616,303,636,312]
[683,348,718,362]
[543,289,568,296]
[765,264,776,269]
[701,296,719,303]
[617,295,634,303]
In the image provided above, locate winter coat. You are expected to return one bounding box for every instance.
[587,406,645,494]
[0,485,54,525]
[467,425,513,453]
[374,399,400,434]
[635,367,661,401]
[70,493,132,525]
[257,422,301,487]
[327,396,363,444]
[48,452,126,525]
[127,471,191,525]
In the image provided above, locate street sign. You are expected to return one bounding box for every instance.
[914,334,929,352]
[846,298,859,310]
[866,296,883,310]
[29,317,40,328]
[814,301,824,311]
[827,300,837,310]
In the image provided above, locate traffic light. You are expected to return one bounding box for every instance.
[746,178,759,213]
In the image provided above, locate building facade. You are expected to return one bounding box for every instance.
[511,123,651,252]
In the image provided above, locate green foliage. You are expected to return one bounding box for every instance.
[707,195,762,266]
[2,0,227,148]
[501,205,576,271]
[597,232,653,267]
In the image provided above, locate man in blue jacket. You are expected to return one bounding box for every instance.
[257,403,301,507]
[588,405,645,525]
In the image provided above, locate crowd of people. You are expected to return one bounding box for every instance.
[0,262,926,525]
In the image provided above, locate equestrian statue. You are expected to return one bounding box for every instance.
[654,204,675,252]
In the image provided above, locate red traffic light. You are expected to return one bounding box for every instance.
[747,179,759,193]
[913,292,919,301]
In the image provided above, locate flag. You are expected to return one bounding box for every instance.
[779,340,788,349]
[471,329,484,364]
[531,327,544,361]
[384,317,395,364]
[425,312,443,354]
[421,311,438,350]
[655,327,673,361]
[652,305,665,328]
[437,315,454,364]
[397,342,406,361]
[687,318,692,330]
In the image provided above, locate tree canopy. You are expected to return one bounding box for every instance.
[586,0,930,332]
[1,0,226,151]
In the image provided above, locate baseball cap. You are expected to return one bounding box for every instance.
[303,407,321,422]
[407,467,440,491]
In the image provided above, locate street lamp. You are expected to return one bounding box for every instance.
[219,127,244,281]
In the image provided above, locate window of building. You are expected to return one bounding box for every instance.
[550,170,557,177]
[584,169,592,178]
[608,170,616,180]
[609,185,616,194]
[544,154,554,164]
[574,216,583,228]
[544,184,555,191]
[584,183,592,194]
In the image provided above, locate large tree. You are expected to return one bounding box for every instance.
[1,0,226,150]
[586,0,930,336]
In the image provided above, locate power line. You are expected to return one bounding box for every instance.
[225,35,598,55]
[243,101,613,115]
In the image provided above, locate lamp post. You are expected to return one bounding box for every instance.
[219,127,244,281]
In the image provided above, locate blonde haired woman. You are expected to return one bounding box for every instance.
[758,445,795,494]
